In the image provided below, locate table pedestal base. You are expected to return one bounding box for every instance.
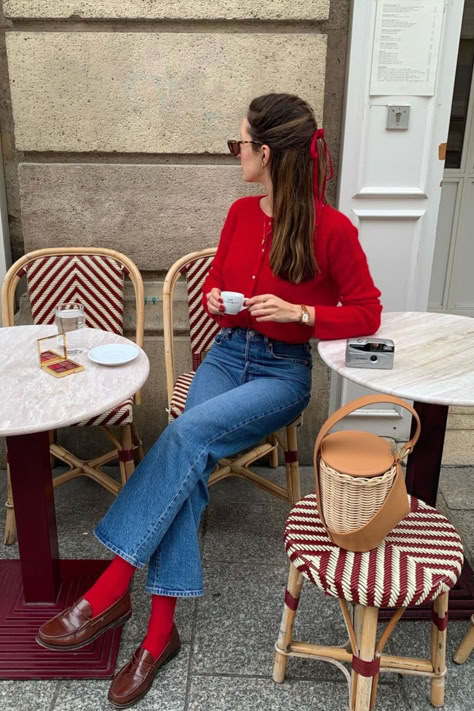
[0,559,125,679]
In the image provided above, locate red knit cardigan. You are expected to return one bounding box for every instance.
[202,196,382,343]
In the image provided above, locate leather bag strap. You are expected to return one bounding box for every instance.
[314,394,421,465]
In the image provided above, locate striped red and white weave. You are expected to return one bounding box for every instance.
[182,256,220,364]
[169,371,195,420]
[76,398,133,427]
[285,493,464,608]
[24,255,125,334]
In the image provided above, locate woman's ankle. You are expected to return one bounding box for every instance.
[141,595,177,661]
[84,555,136,617]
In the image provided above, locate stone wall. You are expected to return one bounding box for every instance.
[0,0,350,465]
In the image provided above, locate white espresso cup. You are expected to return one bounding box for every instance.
[221,291,248,315]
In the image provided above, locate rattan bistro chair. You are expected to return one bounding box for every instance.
[2,247,145,545]
[163,248,304,502]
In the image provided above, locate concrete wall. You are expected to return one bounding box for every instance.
[3,2,331,21]
[0,0,351,466]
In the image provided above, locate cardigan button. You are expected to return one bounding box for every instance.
[252,275,255,279]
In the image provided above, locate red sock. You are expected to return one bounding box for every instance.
[141,595,177,661]
[84,555,136,617]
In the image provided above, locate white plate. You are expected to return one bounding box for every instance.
[87,344,139,366]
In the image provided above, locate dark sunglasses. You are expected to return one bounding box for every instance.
[227,139,262,157]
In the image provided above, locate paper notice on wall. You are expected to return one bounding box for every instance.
[370,0,444,96]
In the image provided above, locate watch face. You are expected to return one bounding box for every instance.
[302,312,309,324]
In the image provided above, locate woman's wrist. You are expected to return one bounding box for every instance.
[292,304,315,327]
[292,304,303,322]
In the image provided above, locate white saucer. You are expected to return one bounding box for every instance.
[88,344,139,366]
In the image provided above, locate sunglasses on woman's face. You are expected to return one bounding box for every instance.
[227,140,262,157]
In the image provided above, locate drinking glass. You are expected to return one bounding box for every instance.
[55,302,85,354]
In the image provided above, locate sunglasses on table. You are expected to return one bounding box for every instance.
[227,140,262,157]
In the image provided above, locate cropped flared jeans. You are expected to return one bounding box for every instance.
[95,327,312,597]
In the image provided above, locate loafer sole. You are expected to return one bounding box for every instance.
[35,610,132,652]
[108,643,181,709]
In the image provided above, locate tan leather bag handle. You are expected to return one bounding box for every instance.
[314,394,421,466]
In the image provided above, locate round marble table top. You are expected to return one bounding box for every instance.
[317,311,474,407]
[0,326,150,437]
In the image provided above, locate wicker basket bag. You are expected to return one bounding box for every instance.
[314,394,421,552]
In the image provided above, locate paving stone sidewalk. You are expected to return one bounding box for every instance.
[0,465,473,711]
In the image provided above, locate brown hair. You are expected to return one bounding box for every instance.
[247,93,328,283]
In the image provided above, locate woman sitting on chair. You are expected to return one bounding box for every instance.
[37,93,382,708]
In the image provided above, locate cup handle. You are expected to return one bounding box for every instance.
[239,302,248,312]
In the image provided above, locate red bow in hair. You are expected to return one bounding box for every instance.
[310,128,334,222]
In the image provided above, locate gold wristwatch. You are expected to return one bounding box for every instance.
[299,304,309,324]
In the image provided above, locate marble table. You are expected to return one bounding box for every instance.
[0,325,149,679]
[318,311,474,619]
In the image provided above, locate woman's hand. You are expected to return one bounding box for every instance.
[246,294,301,323]
[206,288,224,315]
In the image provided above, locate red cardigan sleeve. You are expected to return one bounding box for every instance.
[314,219,382,340]
[201,202,236,318]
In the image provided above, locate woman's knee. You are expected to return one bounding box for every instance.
[166,409,210,448]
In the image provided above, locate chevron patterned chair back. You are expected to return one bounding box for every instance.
[163,248,305,502]
[2,247,145,546]
[25,254,126,334]
[273,492,464,711]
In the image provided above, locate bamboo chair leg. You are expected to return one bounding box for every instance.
[431,592,448,707]
[353,605,379,711]
[268,434,278,467]
[131,422,144,462]
[351,604,364,710]
[273,563,304,683]
[3,462,17,545]
[453,614,474,665]
[118,424,135,486]
[369,606,406,711]
[285,424,301,504]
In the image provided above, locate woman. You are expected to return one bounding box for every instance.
[37,93,382,708]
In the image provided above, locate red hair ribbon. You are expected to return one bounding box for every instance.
[310,128,334,221]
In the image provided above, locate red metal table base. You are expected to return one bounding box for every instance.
[0,559,124,679]
[2,431,125,679]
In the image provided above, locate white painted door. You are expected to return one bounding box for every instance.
[429,2,474,318]
[0,140,11,322]
[333,0,465,439]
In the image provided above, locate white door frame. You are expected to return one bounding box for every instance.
[0,140,11,323]
[333,0,465,437]
[430,16,474,318]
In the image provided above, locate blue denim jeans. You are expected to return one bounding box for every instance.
[94,327,312,597]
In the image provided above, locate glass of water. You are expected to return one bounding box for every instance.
[55,302,86,354]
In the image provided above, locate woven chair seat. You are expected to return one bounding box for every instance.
[285,493,463,608]
[169,371,195,420]
[76,398,134,427]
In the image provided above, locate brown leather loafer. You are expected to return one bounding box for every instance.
[36,591,132,651]
[108,625,181,709]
